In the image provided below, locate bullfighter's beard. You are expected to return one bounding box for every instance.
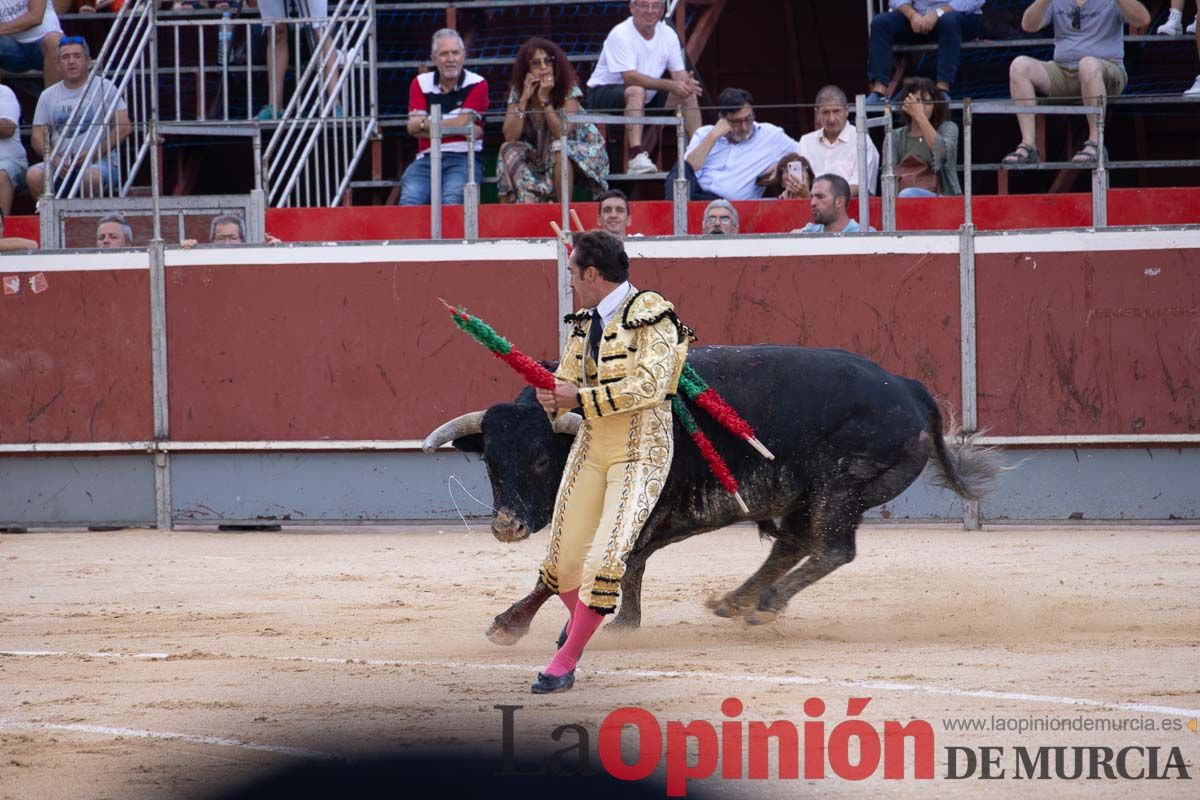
[538,401,673,615]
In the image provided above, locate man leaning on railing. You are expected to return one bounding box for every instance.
[27,36,130,200]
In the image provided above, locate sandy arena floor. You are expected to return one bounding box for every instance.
[1,523,1198,798]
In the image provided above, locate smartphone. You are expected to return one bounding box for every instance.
[786,161,805,180]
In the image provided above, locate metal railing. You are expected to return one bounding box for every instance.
[46,0,156,200]
[263,0,379,207]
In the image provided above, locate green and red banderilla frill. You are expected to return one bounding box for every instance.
[442,301,771,512]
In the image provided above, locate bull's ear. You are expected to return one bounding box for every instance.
[451,434,484,453]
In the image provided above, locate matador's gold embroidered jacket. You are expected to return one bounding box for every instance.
[554,289,692,418]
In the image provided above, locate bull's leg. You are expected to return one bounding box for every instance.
[709,523,809,619]
[746,498,861,625]
[609,549,650,631]
[486,579,554,646]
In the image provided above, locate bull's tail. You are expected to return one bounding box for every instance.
[925,405,1004,502]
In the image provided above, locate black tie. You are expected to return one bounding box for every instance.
[587,309,603,364]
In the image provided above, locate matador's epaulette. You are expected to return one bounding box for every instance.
[621,290,696,343]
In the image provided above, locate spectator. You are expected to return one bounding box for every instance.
[27,37,131,200]
[666,87,799,201]
[400,29,487,206]
[1004,0,1150,165]
[180,213,281,247]
[95,213,131,247]
[797,85,880,197]
[597,188,638,238]
[887,76,961,197]
[1155,1,1196,36]
[762,153,814,201]
[498,37,608,204]
[1188,15,1200,95]
[255,0,338,121]
[866,1,985,104]
[795,174,870,233]
[586,0,702,175]
[0,0,64,88]
[701,198,738,235]
[0,207,37,250]
[0,78,27,216]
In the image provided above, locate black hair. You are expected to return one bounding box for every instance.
[596,188,629,211]
[814,173,852,208]
[572,230,629,283]
[717,87,753,116]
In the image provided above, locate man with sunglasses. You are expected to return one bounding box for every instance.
[666,87,799,201]
[586,0,702,175]
[27,36,131,200]
[0,0,63,88]
[1004,0,1149,165]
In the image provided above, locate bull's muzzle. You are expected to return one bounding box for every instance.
[491,509,530,542]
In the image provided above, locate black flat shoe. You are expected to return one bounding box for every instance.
[531,670,575,694]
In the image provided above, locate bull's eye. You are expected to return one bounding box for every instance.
[532,454,551,475]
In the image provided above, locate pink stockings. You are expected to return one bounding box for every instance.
[545,588,604,677]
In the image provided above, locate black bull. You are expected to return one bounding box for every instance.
[422,345,1000,641]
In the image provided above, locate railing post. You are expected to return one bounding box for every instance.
[958,221,979,531]
[882,102,895,232]
[465,109,479,241]
[430,104,442,240]
[556,237,572,355]
[673,107,687,235]
[559,111,570,238]
[855,93,869,230]
[148,238,172,530]
[963,98,973,228]
[1092,96,1107,228]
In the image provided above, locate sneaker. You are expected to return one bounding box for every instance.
[255,105,277,121]
[627,151,656,175]
[1185,75,1200,97]
[1156,14,1183,35]
[1188,20,1198,34]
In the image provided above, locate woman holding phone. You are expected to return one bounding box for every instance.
[763,153,814,200]
[499,37,609,203]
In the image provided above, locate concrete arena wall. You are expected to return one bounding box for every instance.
[1,229,1197,525]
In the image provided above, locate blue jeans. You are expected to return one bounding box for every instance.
[399,151,484,206]
[867,11,984,88]
[0,36,47,73]
[898,187,938,198]
[663,161,719,201]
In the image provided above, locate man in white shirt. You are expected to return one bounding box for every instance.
[0,0,63,87]
[668,87,799,201]
[27,37,131,200]
[0,79,27,215]
[586,0,702,174]
[796,85,880,198]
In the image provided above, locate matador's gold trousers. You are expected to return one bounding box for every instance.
[539,401,674,615]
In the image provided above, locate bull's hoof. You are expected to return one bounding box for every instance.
[745,609,779,626]
[711,592,753,619]
[486,618,530,646]
[607,615,641,632]
[704,592,725,610]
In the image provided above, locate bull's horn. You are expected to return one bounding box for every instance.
[421,411,485,453]
[552,412,583,436]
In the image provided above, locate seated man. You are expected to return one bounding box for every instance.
[795,174,871,234]
[0,78,27,216]
[400,29,487,206]
[701,198,738,235]
[797,85,880,197]
[596,189,640,239]
[27,37,131,200]
[180,213,281,247]
[95,213,131,247]
[586,0,702,175]
[0,0,63,88]
[666,87,799,201]
[1004,0,1149,165]
[867,1,986,103]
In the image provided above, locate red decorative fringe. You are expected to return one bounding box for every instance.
[694,388,756,441]
[690,429,740,495]
[499,350,557,391]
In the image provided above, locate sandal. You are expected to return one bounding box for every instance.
[1001,143,1040,165]
[1071,140,1099,163]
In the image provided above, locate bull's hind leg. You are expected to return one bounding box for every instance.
[709,516,810,619]
[746,495,861,625]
